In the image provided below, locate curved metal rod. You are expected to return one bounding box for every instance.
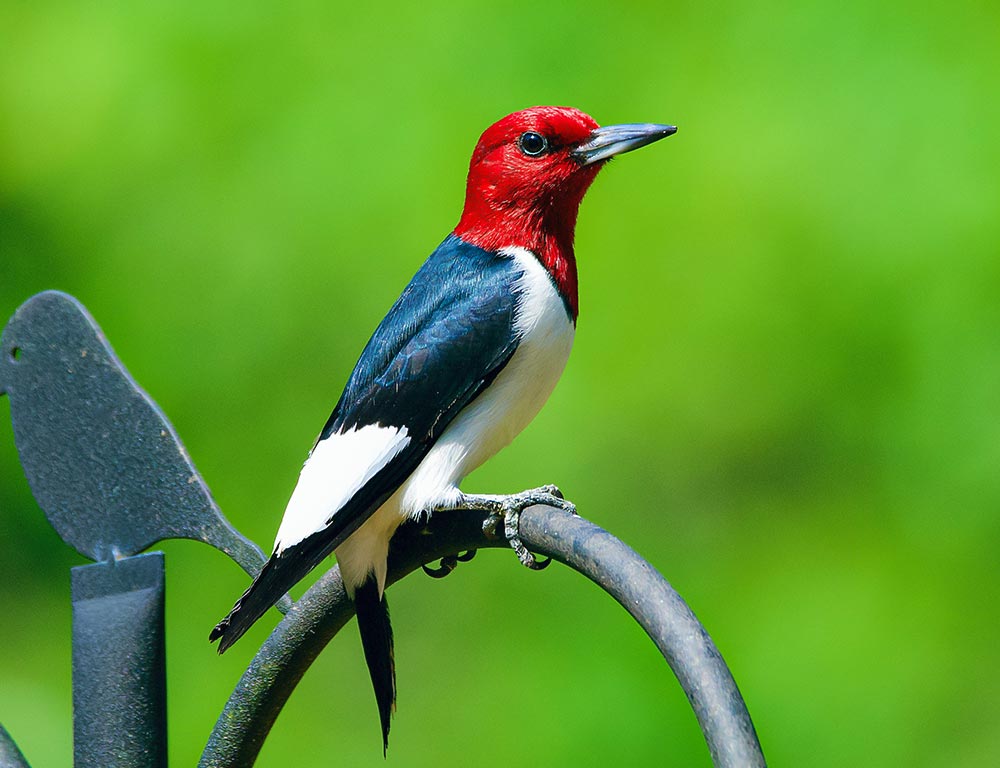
[0,724,32,768]
[200,507,766,768]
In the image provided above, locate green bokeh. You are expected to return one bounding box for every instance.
[2,1,998,765]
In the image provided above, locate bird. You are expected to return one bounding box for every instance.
[209,105,676,752]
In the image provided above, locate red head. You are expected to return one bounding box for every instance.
[455,106,675,318]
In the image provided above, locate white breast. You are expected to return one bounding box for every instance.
[398,246,575,516]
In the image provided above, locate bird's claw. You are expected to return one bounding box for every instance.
[503,505,552,570]
[422,550,477,579]
[463,484,573,569]
[539,484,564,500]
[500,486,573,570]
[517,485,577,516]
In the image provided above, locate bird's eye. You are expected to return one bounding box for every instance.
[518,132,548,157]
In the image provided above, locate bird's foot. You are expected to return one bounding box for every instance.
[498,505,551,570]
[451,485,575,571]
[422,550,476,579]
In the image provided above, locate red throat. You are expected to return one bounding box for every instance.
[452,107,604,321]
[454,172,597,320]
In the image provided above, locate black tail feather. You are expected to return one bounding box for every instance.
[209,493,395,653]
[209,552,312,653]
[355,576,396,755]
[210,525,357,653]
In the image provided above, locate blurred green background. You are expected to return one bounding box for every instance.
[2,1,998,765]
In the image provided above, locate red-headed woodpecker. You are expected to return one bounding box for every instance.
[210,106,676,752]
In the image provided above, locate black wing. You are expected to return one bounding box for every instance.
[314,234,522,542]
[211,235,524,650]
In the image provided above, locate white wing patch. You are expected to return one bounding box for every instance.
[273,423,410,554]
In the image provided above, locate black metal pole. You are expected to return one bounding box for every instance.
[71,552,167,768]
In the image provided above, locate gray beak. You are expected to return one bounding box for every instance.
[571,123,677,165]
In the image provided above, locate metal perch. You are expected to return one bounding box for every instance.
[201,506,766,768]
[2,291,766,767]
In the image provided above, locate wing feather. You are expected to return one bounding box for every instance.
[276,234,522,554]
[212,236,524,650]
